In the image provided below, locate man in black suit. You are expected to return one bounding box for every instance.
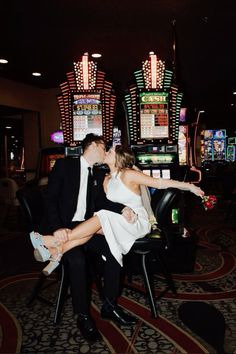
[44,134,136,342]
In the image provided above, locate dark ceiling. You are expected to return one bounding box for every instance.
[0,0,236,133]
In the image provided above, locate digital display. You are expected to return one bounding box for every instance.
[228,137,236,144]
[72,92,103,141]
[213,129,226,139]
[204,130,213,139]
[202,129,226,161]
[139,92,169,139]
[227,145,236,161]
[203,140,213,160]
[213,139,226,160]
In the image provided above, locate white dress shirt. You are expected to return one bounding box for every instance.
[72,156,91,221]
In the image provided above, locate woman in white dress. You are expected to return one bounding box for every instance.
[30,145,205,275]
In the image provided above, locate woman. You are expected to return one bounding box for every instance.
[30,145,205,275]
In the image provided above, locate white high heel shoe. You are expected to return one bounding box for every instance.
[30,231,62,275]
[42,245,62,276]
[30,231,51,262]
[42,259,60,276]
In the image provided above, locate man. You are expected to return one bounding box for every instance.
[43,134,136,342]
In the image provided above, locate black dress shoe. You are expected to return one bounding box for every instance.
[77,314,102,342]
[101,304,137,326]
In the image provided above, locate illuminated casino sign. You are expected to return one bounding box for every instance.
[50,130,64,144]
[139,92,169,139]
[72,92,103,141]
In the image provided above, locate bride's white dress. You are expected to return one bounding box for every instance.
[95,172,151,266]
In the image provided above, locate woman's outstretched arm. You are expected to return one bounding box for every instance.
[123,169,205,198]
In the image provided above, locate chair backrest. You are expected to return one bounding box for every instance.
[151,188,181,226]
[16,182,46,232]
[151,188,182,249]
[0,177,19,206]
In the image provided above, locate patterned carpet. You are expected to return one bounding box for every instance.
[1,221,236,354]
[0,195,236,353]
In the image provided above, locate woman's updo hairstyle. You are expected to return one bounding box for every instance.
[114,145,135,172]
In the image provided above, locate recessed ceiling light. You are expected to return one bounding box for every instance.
[0,58,8,64]
[233,92,236,95]
[91,53,102,58]
[32,72,41,77]
[6,126,12,129]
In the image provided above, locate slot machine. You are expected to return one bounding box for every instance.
[124,52,198,272]
[37,53,116,179]
[124,52,182,180]
[57,53,116,149]
[201,129,227,166]
[227,137,236,162]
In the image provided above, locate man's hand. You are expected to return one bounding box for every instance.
[122,206,138,224]
[53,228,71,243]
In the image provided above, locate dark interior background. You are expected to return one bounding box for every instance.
[0,0,236,133]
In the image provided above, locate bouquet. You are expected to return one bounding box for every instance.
[202,195,217,210]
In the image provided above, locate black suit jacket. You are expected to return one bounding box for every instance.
[42,157,124,233]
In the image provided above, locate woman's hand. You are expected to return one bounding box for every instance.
[53,228,72,243]
[189,184,205,198]
[122,206,138,223]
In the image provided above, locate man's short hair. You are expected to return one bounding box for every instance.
[81,133,105,152]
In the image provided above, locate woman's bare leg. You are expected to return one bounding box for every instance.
[42,215,102,255]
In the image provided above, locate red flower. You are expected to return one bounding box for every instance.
[202,195,217,211]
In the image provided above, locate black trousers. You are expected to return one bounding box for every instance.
[62,222,122,314]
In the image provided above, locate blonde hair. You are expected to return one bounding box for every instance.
[115,145,135,172]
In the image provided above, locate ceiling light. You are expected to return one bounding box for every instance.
[0,58,8,64]
[233,92,236,95]
[91,53,102,58]
[32,72,41,77]
[6,126,12,129]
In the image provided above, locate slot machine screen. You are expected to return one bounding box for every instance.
[204,140,213,160]
[228,137,236,144]
[213,139,226,160]
[213,129,226,139]
[72,92,103,141]
[139,92,169,139]
[204,130,213,139]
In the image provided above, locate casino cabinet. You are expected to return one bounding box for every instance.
[123,52,199,273]
[37,53,117,179]
[124,52,183,181]
[57,53,116,149]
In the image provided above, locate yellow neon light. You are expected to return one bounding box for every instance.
[150,54,157,89]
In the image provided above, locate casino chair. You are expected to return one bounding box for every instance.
[124,187,182,318]
[16,181,70,325]
[0,177,20,227]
